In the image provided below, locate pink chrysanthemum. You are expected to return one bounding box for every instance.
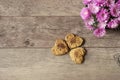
[83,0,92,5]
[93,28,106,37]
[108,19,119,28]
[80,8,91,20]
[85,24,95,30]
[97,9,110,22]
[88,3,100,14]
[110,3,120,17]
[117,0,120,4]
[93,0,106,5]
[80,0,120,37]
[105,0,115,7]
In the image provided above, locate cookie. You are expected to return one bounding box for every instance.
[69,47,85,64]
[51,39,69,56]
[65,33,83,49]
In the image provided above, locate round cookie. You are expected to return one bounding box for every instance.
[65,33,83,49]
[51,39,69,56]
[69,47,85,64]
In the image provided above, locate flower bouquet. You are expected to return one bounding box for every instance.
[80,0,120,37]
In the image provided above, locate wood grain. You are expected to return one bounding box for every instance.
[0,0,120,80]
[0,17,120,48]
[0,0,83,16]
[0,48,120,80]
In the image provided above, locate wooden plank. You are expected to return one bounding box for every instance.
[0,48,120,80]
[0,0,83,16]
[0,17,120,48]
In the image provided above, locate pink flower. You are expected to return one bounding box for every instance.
[85,17,95,25]
[105,0,115,7]
[80,8,91,20]
[93,28,106,37]
[85,24,94,30]
[117,0,120,4]
[83,0,92,5]
[118,16,120,22]
[110,3,120,17]
[88,3,100,14]
[80,0,120,37]
[96,9,110,22]
[98,22,107,28]
[93,0,105,5]
[108,19,119,28]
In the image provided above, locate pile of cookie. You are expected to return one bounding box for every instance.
[51,33,86,64]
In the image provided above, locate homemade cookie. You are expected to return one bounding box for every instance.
[51,39,69,56]
[65,33,83,49]
[69,47,86,64]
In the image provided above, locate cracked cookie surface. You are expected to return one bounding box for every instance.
[52,39,69,56]
[65,33,83,49]
[69,47,85,64]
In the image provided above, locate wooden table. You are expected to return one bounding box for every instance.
[0,0,120,80]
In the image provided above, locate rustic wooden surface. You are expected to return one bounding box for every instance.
[0,0,120,80]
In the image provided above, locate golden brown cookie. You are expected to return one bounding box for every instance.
[65,33,83,49]
[69,47,86,64]
[51,39,69,56]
